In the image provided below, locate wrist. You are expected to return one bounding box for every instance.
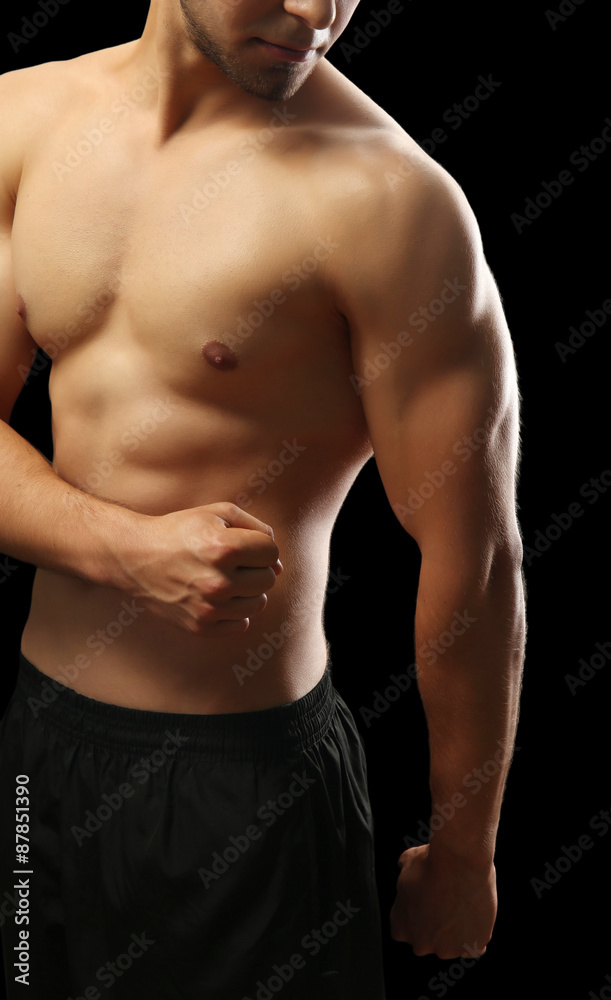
[71,493,152,591]
[426,834,496,873]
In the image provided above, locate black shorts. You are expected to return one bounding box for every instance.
[0,653,386,999]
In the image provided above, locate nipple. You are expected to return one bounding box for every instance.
[202,340,238,372]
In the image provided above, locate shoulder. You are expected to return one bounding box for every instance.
[310,61,484,270]
[0,46,116,112]
[309,72,487,322]
[0,61,68,213]
[309,69,509,370]
[0,45,131,203]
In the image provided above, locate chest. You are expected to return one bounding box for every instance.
[11,125,345,394]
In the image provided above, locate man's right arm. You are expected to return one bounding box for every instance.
[0,68,280,636]
[0,67,143,589]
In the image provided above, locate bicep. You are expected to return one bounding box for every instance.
[342,169,522,571]
[363,293,520,565]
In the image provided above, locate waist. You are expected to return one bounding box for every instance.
[22,567,330,712]
[15,651,336,762]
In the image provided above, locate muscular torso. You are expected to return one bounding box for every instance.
[13,44,410,712]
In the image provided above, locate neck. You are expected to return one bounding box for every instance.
[120,0,324,144]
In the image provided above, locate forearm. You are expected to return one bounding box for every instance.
[414,544,525,867]
[0,418,145,588]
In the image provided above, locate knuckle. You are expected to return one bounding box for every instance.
[183,602,220,631]
[211,501,239,521]
[184,617,207,636]
[203,573,232,600]
[185,530,208,554]
[208,538,235,565]
[198,600,223,622]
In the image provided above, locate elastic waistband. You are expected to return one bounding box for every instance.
[15,652,337,762]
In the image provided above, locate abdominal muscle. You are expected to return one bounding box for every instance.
[19,392,347,714]
[18,325,370,713]
[20,510,333,715]
[18,318,371,713]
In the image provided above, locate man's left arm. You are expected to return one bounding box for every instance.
[334,151,526,959]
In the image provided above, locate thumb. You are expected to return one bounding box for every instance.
[208,501,276,538]
[398,844,429,869]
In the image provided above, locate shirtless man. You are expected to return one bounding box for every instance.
[0,0,525,996]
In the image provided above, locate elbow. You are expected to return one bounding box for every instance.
[491,532,524,578]
[477,536,524,610]
[459,533,524,596]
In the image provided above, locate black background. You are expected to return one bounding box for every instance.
[0,1,609,998]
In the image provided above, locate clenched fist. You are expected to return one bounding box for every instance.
[115,501,282,635]
[390,844,497,960]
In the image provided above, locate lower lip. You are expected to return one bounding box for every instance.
[255,39,315,63]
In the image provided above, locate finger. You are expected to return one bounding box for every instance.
[216,614,252,631]
[412,945,435,957]
[204,617,251,636]
[229,565,278,595]
[220,528,280,568]
[208,501,276,539]
[185,598,266,636]
[389,918,409,943]
[201,566,276,603]
[397,844,427,868]
[463,942,487,959]
[208,593,269,619]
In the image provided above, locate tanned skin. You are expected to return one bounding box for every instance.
[0,0,525,961]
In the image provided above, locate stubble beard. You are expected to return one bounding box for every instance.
[178,0,312,102]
